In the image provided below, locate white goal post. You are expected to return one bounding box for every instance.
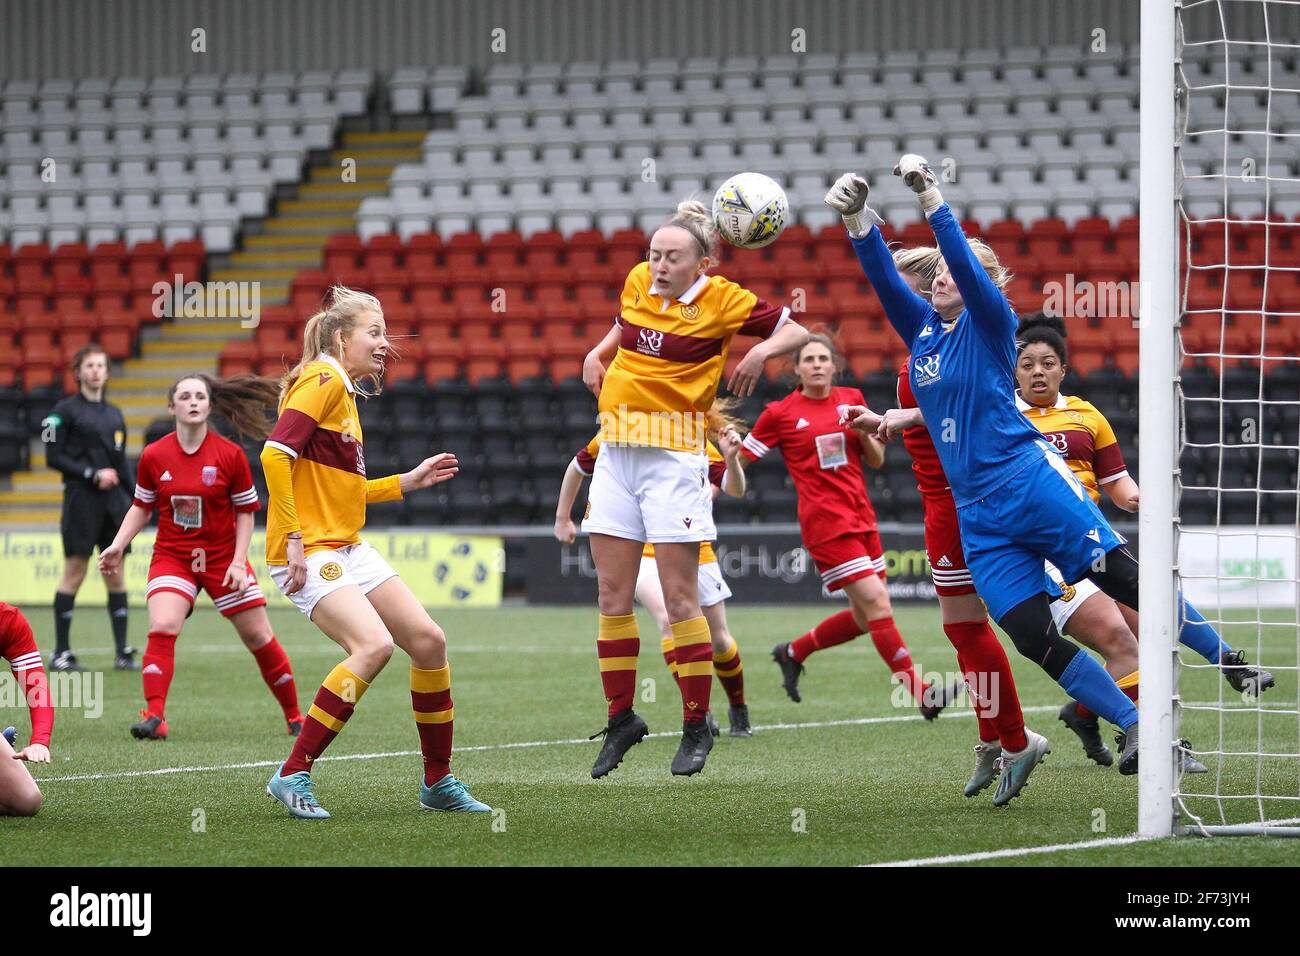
[1140,0,1300,839]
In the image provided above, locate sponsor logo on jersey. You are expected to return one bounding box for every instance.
[201,465,218,487]
[795,417,810,429]
[1086,528,1102,543]
[636,328,665,357]
[836,404,851,421]
[914,354,942,387]
[159,470,173,481]
[683,517,693,528]
[320,562,343,581]
[919,324,934,337]
[937,555,953,568]
[319,372,331,387]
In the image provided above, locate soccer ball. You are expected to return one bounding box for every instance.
[712,172,789,250]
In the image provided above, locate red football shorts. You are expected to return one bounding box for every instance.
[146,551,267,617]
[923,491,976,596]
[808,530,886,593]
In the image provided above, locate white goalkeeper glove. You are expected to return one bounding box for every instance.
[893,154,944,217]
[823,173,882,238]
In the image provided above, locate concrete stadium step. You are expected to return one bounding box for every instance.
[0,508,61,528]
[309,165,393,183]
[157,321,251,340]
[10,472,61,491]
[329,147,422,164]
[274,199,362,215]
[0,489,62,506]
[297,182,389,199]
[227,250,322,268]
[208,267,299,283]
[266,216,354,233]
[344,131,427,146]
[140,340,232,358]
[244,235,333,251]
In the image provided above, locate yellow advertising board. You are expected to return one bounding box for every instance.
[0,531,503,608]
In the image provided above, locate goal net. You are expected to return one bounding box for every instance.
[1141,0,1300,837]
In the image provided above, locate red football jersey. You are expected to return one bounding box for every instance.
[897,359,951,497]
[133,431,260,561]
[741,385,878,547]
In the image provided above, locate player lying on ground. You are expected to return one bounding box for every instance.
[827,156,1144,783]
[43,344,138,672]
[580,200,808,779]
[0,604,53,816]
[736,332,962,722]
[555,402,754,737]
[98,374,305,740]
[260,286,489,819]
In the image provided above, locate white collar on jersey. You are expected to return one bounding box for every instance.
[316,353,356,393]
[649,273,709,310]
[1014,389,1067,412]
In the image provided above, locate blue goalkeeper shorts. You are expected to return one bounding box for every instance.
[957,440,1124,622]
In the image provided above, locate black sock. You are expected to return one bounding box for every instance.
[54,591,76,654]
[108,591,129,654]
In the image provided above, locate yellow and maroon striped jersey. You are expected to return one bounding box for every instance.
[598,261,789,452]
[1016,391,1129,503]
[261,355,402,564]
[574,432,727,564]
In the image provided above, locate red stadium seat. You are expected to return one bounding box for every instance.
[444,233,485,272]
[522,231,565,269]
[167,240,205,284]
[404,233,442,273]
[365,234,404,273]
[51,243,88,283]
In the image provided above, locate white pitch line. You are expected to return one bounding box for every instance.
[866,834,1161,867]
[36,704,1063,784]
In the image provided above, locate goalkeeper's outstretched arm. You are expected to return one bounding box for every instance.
[823,173,932,344]
[895,154,1017,341]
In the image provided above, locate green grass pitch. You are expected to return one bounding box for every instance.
[3,603,1296,866]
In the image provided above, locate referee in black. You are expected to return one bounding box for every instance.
[42,344,138,672]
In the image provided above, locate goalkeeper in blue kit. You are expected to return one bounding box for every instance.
[826,156,1151,785]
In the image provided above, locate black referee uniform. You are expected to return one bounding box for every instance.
[44,393,134,557]
[43,393,136,666]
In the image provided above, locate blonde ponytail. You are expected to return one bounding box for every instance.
[661,199,721,261]
[280,285,384,407]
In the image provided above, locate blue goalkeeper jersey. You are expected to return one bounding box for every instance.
[850,203,1048,507]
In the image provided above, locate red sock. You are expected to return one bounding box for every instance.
[713,641,745,706]
[412,665,454,786]
[1077,681,1136,722]
[141,630,177,718]
[868,617,926,702]
[251,637,302,721]
[790,609,862,663]
[660,636,682,691]
[598,614,640,719]
[282,664,368,777]
[944,620,1027,752]
[671,617,713,723]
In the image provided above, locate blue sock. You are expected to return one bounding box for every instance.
[1059,649,1138,729]
[1179,600,1231,665]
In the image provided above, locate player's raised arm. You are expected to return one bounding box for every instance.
[824,174,933,345]
[895,154,1017,340]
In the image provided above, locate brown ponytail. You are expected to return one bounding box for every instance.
[705,396,746,442]
[169,373,280,440]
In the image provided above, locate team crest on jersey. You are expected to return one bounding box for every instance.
[320,562,343,582]
[114,430,124,449]
[914,354,942,387]
[636,328,665,357]
[680,303,700,321]
[1067,410,1085,424]
[1059,582,1077,603]
[201,465,218,487]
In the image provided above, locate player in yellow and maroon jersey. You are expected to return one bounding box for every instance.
[555,401,754,737]
[260,285,490,819]
[1016,313,1269,764]
[580,200,809,778]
